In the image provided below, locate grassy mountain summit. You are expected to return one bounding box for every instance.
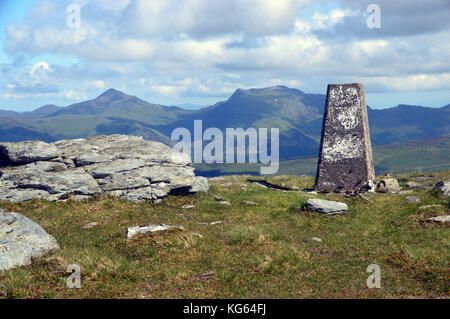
[47,88,190,124]
[0,86,448,162]
[1,170,448,298]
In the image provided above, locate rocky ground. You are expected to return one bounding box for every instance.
[0,170,448,298]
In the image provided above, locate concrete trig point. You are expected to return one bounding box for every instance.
[315,83,375,193]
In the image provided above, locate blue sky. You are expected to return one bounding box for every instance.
[0,0,449,112]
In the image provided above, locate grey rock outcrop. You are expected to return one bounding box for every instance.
[0,209,59,271]
[305,198,348,215]
[0,135,208,203]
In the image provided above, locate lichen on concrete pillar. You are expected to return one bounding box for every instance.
[315,83,375,193]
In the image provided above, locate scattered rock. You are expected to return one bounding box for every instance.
[191,232,204,238]
[434,180,450,197]
[249,180,293,191]
[198,220,223,226]
[82,222,98,229]
[418,204,443,210]
[208,176,225,182]
[197,270,215,279]
[406,181,418,188]
[0,209,59,271]
[0,135,208,203]
[126,223,184,239]
[242,200,258,205]
[182,205,196,209]
[220,182,247,188]
[405,196,421,203]
[376,178,401,193]
[412,175,434,181]
[214,195,231,206]
[71,195,91,201]
[291,185,299,190]
[427,215,450,224]
[406,181,430,190]
[220,183,233,187]
[399,190,413,195]
[302,189,318,194]
[252,181,268,188]
[153,199,162,205]
[311,237,323,242]
[305,199,348,215]
[414,185,430,190]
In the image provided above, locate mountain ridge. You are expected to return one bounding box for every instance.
[0,86,448,160]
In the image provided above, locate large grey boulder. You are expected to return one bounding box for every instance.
[305,198,348,215]
[0,135,208,203]
[0,209,59,271]
[434,180,450,197]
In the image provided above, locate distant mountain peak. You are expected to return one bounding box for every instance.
[229,85,305,100]
[98,88,129,97]
[101,88,124,95]
[95,88,130,103]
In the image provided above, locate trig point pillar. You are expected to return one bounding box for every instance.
[315,83,375,193]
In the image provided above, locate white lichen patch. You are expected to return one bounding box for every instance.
[322,134,363,162]
[328,86,361,130]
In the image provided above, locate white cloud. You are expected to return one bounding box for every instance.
[92,80,105,89]
[150,85,187,97]
[1,0,449,108]
[365,73,450,93]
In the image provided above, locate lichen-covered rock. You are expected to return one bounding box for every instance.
[16,168,101,196]
[0,209,59,271]
[434,180,450,197]
[0,141,59,166]
[0,135,208,203]
[305,198,348,215]
[376,178,401,193]
[0,188,56,203]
